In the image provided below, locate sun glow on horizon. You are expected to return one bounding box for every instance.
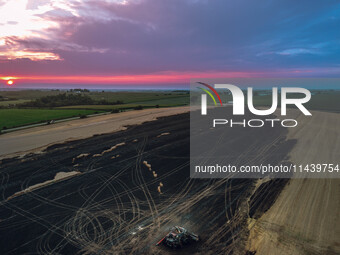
[0,70,317,86]
[2,77,17,86]
[0,72,256,85]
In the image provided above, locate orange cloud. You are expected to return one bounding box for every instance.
[0,51,62,61]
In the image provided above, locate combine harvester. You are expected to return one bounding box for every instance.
[156,226,200,249]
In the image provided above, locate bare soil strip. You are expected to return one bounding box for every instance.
[0,107,189,160]
[0,111,293,254]
[247,110,340,255]
[7,171,81,201]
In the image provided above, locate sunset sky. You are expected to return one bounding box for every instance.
[0,0,339,87]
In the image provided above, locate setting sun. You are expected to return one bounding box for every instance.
[7,80,14,85]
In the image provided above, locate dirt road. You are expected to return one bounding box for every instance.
[247,111,340,255]
[0,107,189,159]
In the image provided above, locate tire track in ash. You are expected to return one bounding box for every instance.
[0,112,295,254]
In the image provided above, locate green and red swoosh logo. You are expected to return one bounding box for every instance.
[197,82,223,106]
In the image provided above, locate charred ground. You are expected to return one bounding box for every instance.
[0,112,294,254]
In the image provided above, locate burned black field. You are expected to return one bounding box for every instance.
[0,113,295,254]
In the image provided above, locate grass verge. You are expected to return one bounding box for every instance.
[0,109,104,130]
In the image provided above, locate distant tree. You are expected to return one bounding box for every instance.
[18,93,94,107]
[17,93,124,108]
[134,105,143,110]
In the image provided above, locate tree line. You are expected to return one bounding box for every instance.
[18,93,123,108]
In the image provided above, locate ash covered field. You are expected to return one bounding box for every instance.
[0,113,295,254]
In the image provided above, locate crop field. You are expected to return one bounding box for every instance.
[0,109,103,130]
[0,104,338,254]
[1,89,338,130]
[0,112,294,254]
[0,90,189,129]
[0,90,63,100]
[0,99,31,106]
[85,91,189,104]
[247,109,340,255]
[0,90,189,104]
[58,102,187,111]
[57,104,148,110]
[304,92,340,112]
[56,95,189,111]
